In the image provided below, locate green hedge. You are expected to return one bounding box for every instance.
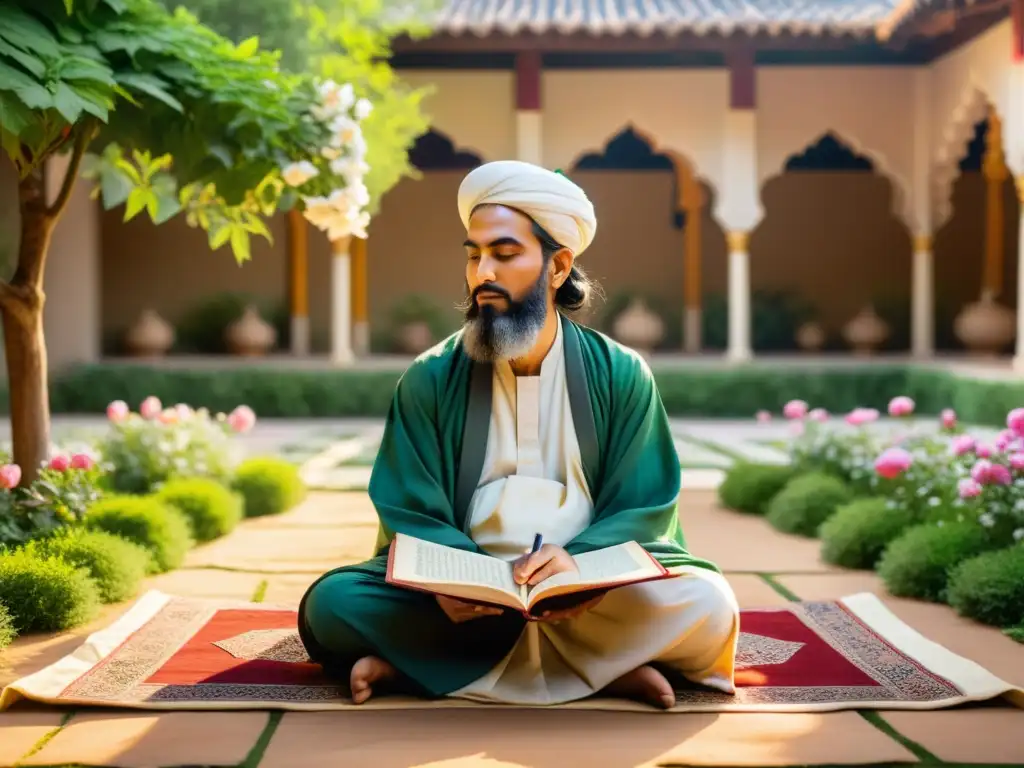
[0,361,1016,425]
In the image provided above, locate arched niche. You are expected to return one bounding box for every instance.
[753,131,913,351]
[571,127,685,227]
[408,129,483,171]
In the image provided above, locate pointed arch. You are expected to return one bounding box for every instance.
[784,132,875,172]
[932,86,995,229]
[408,129,483,171]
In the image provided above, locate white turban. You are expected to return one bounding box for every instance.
[457,160,597,256]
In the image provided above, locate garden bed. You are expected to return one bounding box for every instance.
[719,398,1024,643]
[0,360,1019,426]
[0,398,307,652]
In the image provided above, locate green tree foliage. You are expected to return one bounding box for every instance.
[0,0,351,481]
[168,0,441,215]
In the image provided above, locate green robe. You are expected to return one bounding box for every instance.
[297,313,720,697]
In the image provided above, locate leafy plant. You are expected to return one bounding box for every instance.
[231,456,306,518]
[0,0,363,482]
[0,600,16,650]
[945,545,1024,628]
[819,497,915,570]
[0,461,104,547]
[156,476,243,542]
[876,521,993,603]
[765,472,854,537]
[717,462,796,515]
[84,495,193,573]
[0,548,100,633]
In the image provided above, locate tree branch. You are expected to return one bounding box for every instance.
[0,280,36,327]
[45,122,95,221]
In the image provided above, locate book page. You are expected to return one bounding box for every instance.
[392,535,521,597]
[526,542,660,604]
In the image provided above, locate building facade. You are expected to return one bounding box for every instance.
[3,0,1023,372]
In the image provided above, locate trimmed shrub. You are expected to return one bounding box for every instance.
[819,497,915,570]
[765,472,854,537]
[0,549,99,633]
[1005,625,1024,644]
[156,477,244,542]
[231,457,305,518]
[717,462,796,515]
[877,521,992,603]
[24,528,151,604]
[946,545,1024,628]
[85,496,193,574]
[0,600,15,650]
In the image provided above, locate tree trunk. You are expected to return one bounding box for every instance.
[2,293,49,484]
[2,167,58,485]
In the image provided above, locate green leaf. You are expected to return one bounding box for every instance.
[229,225,251,263]
[64,0,73,12]
[0,60,52,111]
[52,82,89,123]
[0,6,61,58]
[0,39,45,78]
[123,187,151,221]
[235,37,259,58]
[115,71,183,112]
[0,91,34,135]
[209,223,231,250]
[98,169,133,208]
[59,57,116,87]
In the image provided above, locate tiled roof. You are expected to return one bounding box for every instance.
[428,0,933,39]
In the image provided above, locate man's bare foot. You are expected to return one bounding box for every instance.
[604,665,676,709]
[349,656,397,705]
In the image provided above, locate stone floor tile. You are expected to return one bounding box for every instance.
[244,491,378,529]
[0,711,64,767]
[681,491,837,573]
[144,567,265,601]
[186,520,377,573]
[776,572,1024,688]
[20,711,267,767]
[882,708,1024,763]
[726,575,790,608]
[260,710,915,768]
[262,573,321,606]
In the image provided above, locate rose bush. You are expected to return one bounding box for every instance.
[742,396,1024,632]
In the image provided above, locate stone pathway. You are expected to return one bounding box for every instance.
[2,488,1022,767]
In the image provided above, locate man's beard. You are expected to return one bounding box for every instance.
[460,269,549,363]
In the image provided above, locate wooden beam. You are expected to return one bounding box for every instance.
[727,48,756,109]
[515,51,542,109]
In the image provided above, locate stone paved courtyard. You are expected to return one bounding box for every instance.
[1,418,1022,767]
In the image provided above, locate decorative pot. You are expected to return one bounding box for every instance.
[613,299,664,353]
[953,293,1015,355]
[225,305,277,356]
[795,321,826,352]
[397,321,434,354]
[842,305,889,355]
[125,309,174,358]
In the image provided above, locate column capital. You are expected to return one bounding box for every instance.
[330,235,352,257]
[912,233,933,252]
[726,231,749,253]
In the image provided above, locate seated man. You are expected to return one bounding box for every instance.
[298,160,740,709]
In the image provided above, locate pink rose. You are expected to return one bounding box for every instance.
[950,435,976,456]
[958,478,983,498]
[227,405,257,433]
[782,400,808,420]
[1008,407,1024,437]
[174,403,193,420]
[0,464,22,489]
[887,396,915,418]
[995,429,1016,452]
[1009,452,1024,471]
[158,408,178,424]
[106,400,129,422]
[875,447,913,479]
[846,407,880,426]
[941,409,957,429]
[70,453,94,470]
[755,410,772,424]
[809,408,829,423]
[48,454,70,472]
[140,396,162,420]
[970,459,1012,486]
[975,443,994,459]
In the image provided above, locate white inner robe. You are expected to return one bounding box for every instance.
[451,321,741,705]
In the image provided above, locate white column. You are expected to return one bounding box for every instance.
[911,234,934,358]
[909,69,935,359]
[717,105,761,362]
[330,236,353,364]
[516,112,542,165]
[726,231,752,361]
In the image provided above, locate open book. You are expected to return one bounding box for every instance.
[386,533,672,618]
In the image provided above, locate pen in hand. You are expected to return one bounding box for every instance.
[531,532,543,555]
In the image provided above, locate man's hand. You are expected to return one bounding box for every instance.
[539,594,604,623]
[513,543,577,586]
[435,595,503,623]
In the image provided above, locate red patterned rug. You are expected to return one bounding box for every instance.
[1,590,1021,712]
